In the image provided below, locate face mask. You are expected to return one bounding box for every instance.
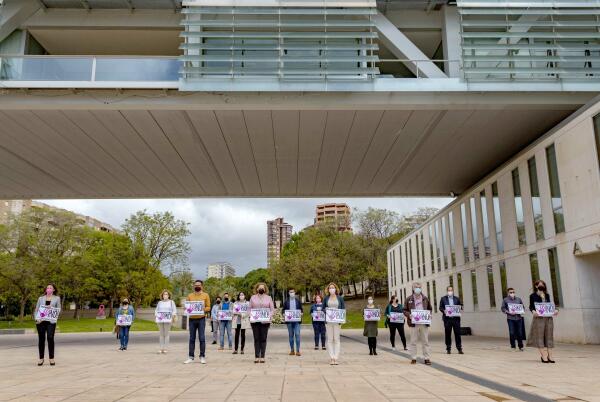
[216,300,221,304]
[123,303,128,307]
[289,292,295,297]
[537,286,546,292]
[447,291,454,297]
[194,286,202,292]
[258,288,265,294]
[224,297,229,302]
[46,287,54,296]
[239,295,245,301]
[414,288,422,295]
[316,299,321,304]
[329,288,336,295]
[509,293,515,298]
[367,299,373,305]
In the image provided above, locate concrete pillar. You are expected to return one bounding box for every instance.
[441,5,461,78]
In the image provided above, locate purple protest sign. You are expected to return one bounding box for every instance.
[155,311,173,323]
[534,302,555,317]
[284,309,302,322]
[410,309,432,325]
[389,312,404,323]
[249,308,271,323]
[363,308,381,321]
[507,303,525,315]
[325,308,346,324]
[184,301,205,316]
[35,306,60,324]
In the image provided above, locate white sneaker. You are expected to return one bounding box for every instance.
[200,357,206,364]
[183,358,194,364]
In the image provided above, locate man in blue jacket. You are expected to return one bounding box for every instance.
[438,286,464,354]
[283,287,303,356]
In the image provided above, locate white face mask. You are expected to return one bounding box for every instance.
[239,295,245,301]
[414,288,422,295]
[447,291,453,297]
[289,292,295,297]
[329,288,336,295]
[367,299,374,305]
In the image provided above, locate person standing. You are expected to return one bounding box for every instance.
[385,295,406,351]
[324,282,345,365]
[211,296,221,345]
[34,284,60,366]
[528,280,558,363]
[283,287,303,356]
[363,296,378,356]
[232,292,250,355]
[404,282,433,365]
[116,298,135,351]
[438,286,464,354]
[249,282,274,363]
[155,290,177,354]
[184,280,211,364]
[501,287,526,351]
[218,292,234,350]
[310,294,326,350]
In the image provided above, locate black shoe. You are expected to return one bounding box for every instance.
[241,350,244,355]
[547,359,555,363]
[519,347,524,351]
[458,350,464,355]
[314,346,318,350]
[403,347,407,351]
[541,357,549,363]
[447,350,451,354]
[233,350,238,355]
[37,360,44,366]
[212,341,217,345]
[369,351,373,355]
[424,359,431,365]
[322,347,326,350]
[410,360,416,364]
[373,351,378,355]
[49,360,55,366]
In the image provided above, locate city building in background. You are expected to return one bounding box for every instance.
[314,203,352,232]
[207,262,235,279]
[267,217,293,269]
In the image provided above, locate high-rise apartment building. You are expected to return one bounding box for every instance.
[314,203,352,232]
[267,218,293,268]
[207,262,235,279]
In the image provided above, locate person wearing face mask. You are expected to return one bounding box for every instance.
[528,280,558,363]
[249,282,275,363]
[310,294,326,350]
[501,287,526,351]
[211,297,222,346]
[217,292,234,350]
[184,280,211,364]
[116,298,135,351]
[155,289,177,354]
[323,282,345,365]
[403,282,433,365]
[363,296,379,355]
[438,286,464,355]
[283,287,304,356]
[385,295,406,351]
[34,284,60,366]
[232,292,250,355]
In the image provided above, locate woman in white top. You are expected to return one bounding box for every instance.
[155,289,177,354]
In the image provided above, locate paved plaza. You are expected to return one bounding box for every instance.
[1,327,599,402]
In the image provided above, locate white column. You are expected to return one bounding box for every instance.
[441,5,461,78]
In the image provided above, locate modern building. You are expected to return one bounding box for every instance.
[314,203,352,232]
[207,262,235,279]
[267,217,293,268]
[387,97,600,344]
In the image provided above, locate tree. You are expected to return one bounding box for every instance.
[354,207,403,240]
[169,269,194,300]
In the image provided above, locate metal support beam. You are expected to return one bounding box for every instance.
[373,11,447,78]
[442,5,461,77]
[0,0,42,43]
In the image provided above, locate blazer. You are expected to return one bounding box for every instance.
[283,297,304,324]
[439,295,463,319]
[403,294,432,327]
[34,295,61,320]
[323,295,345,309]
[529,292,551,313]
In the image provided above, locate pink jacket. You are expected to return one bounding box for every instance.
[249,294,274,312]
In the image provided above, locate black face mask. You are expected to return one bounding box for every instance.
[216,300,221,304]
[537,286,546,292]
[123,303,128,307]
[224,297,229,302]
[258,289,265,294]
[194,287,202,292]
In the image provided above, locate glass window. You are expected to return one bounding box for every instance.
[460,203,470,262]
[416,234,421,279]
[528,157,544,241]
[595,114,600,175]
[449,211,457,266]
[457,272,463,300]
[405,242,410,282]
[441,216,449,269]
[546,144,565,234]
[548,247,563,307]
[420,231,426,276]
[512,168,526,246]
[471,269,478,310]
[399,245,404,284]
[480,190,491,257]
[393,250,397,287]
[429,225,435,274]
[492,182,504,254]
[529,252,539,285]
[449,275,454,289]
[499,261,508,297]
[389,251,394,287]
[426,282,431,301]
[470,197,480,259]
[432,279,438,313]
[487,265,496,309]
[403,288,407,302]
[409,238,414,281]
[435,221,443,271]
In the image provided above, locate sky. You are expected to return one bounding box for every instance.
[39,197,452,279]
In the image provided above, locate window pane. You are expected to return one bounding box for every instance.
[492,182,504,254]
[449,275,454,289]
[512,168,526,246]
[435,221,443,271]
[480,190,491,257]
[427,282,431,302]
[409,238,414,281]
[528,157,544,241]
[546,144,565,234]
[429,225,435,275]
[471,269,478,310]
[460,203,470,262]
[595,114,600,176]
[420,231,426,276]
[432,279,438,313]
[548,247,563,307]
[457,272,464,300]
[529,252,539,285]
[442,216,449,268]
[416,234,421,278]
[449,211,457,266]
[470,197,480,259]
[499,261,508,297]
[399,245,404,284]
[487,265,496,308]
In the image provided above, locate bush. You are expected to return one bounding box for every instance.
[271,308,284,324]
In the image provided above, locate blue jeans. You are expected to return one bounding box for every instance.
[287,322,301,352]
[188,318,206,358]
[507,318,524,348]
[119,326,130,349]
[312,322,326,347]
[219,320,232,348]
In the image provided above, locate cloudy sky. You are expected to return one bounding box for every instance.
[39,197,452,279]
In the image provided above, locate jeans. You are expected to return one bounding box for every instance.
[443,317,462,351]
[158,322,172,350]
[234,324,246,351]
[287,322,301,352]
[312,321,326,347]
[326,323,341,360]
[36,321,56,359]
[251,323,270,358]
[388,322,406,349]
[409,325,430,360]
[118,326,130,349]
[212,320,220,342]
[188,317,206,358]
[219,320,233,348]
[507,318,525,348]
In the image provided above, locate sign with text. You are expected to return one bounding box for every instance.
[249,308,272,323]
[217,310,233,321]
[284,309,302,322]
[363,308,381,321]
[325,308,346,324]
[35,306,60,324]
[312,310,325,322]
[507,303,525,315]
[444,305,461,317]
[534,302,556,317]
[116,314,133,326]
[184,301,205,316]
[389,312,404,323]
[155,311,173,323]
[410,309,432,325]
[234,302,249,314]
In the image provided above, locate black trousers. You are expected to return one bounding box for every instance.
[251,323,270,358]
[367,336,377,353]
[36,321,56,359]
[388,322,406,349]
[234,324,246,351]
[312,321,326,347]
[444,317,462,351]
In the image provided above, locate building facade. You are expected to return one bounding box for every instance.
[207,262,235,279]
[267,217,293,268]
[314,203,352,232]
[388,98,600,344]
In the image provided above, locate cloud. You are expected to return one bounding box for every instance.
[38,197,452,278]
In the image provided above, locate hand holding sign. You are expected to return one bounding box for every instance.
[184,301,205,316]
[410,309,432,325]
[217,310,233,321]
[312,310,325,322]
[284,310,302,322]
[363,308,381,321]
[507,303,525,315]
[534,302,556,317]
[116,314,133,326]
[249,308,271,323]
[36,306,60,324]
[325,308,346,324]
[389,312,404,323]
[444,305,461,317]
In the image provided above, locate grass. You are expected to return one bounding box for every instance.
[0,317,181,333]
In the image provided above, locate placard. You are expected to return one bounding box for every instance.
[35,306,60,324]
[116,314,133,326]
[444,305,461,317]
[284,309,302,322]
[312,310,325,322]
[389,312,404,323]
[217,309,233,321]
[249,308,272,323]
[507,303,525,315]
[410,309,432,325]
[233,302,249,314]
[184,301,205,316]
[534,302,556,317]
[363,308,381,321]
[325,308,346,324]
[155,311,173,323]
